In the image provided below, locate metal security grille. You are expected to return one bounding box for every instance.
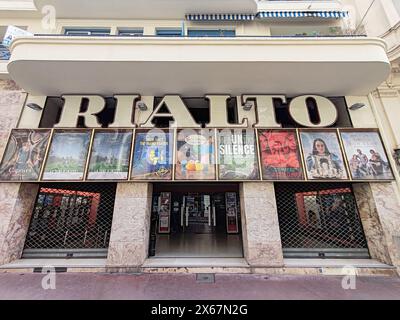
[23,183,116,258]
[275,183,369,258]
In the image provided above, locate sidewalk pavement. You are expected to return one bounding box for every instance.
[0,273,399,300]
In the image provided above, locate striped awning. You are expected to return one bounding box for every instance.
[257,11,349,19]
[185,14,255,21]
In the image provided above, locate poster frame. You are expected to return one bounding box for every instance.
[257,128,305,181]
[217,128,261,181]
[298,128,350,182]
[339,128,395,182]
[40,128,93,182]
[85,128,135,181]
[0,128,52,182]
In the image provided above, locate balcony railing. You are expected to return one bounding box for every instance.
[32,33,368,39]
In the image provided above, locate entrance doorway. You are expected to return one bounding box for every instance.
[149,183,243,258]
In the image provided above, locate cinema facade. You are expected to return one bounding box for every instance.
[0,2,399,275]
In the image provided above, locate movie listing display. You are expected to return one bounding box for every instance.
[299,130,348,180]
[131,130,173,180]
[0,129,51,181]
[258,129,304,180]
[87,130,133,180]
[0,128,395,182]
[225,192,239,233]
[175,129,216,180]
[42,130,91,181]
[340,130,394,180]
[218,129,259,180]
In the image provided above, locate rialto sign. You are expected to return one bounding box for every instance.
[23,94,341,128]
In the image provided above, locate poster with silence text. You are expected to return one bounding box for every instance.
[87,129,133,180]
[258,129,304,180]
[340,130,394,180]
[0,129,51,181]
[299,130,348,180]
[218,129,259,180]
[131,129,173,180]
[42,130,91,180]
[175,129,215,180]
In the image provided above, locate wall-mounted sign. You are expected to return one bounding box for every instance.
[218,129,259,180]
[42,130,91,181]
[87,129,133,180]
[299,130,348,180]
[22,94,345,130]
[340,130,394,180]
[258,129,304,180]
[225,192,239,234]
[158,192,171,234]
[176,129,215,180]
[131,130,173,180]
[0,129,50,181]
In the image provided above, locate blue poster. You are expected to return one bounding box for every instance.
[131,130,173,180]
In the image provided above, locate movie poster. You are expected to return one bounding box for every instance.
[299,130,348,180]
[0,129,51,181]
[42,130,91,180]
[340,130,394,180]
[87,130,133,180]
[218,129,259,180]
[131,130,173,180]
[175,129,215,180]
[258,129,304,180]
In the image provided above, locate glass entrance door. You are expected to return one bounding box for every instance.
[150,183,244,258]
[181,194,216,234]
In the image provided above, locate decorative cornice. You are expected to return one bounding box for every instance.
[374,88,400,98]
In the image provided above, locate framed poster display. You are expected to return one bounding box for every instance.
[131,129,173,180]
[225,192,239,234]
[87,129,133,180]
[340,129,394,180]
[175,129,216,180]
[42,130,92,181]
[258,129,304,180]
[0,129,51,181]
[158,192,171,234]
[299,130,348,180]
[217,129,259,180]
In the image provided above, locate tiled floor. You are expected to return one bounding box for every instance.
[154,233,244,258]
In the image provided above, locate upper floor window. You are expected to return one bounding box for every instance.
[155,28,183,37]
[64,28,111,36]
[187,29,235,37]
[118,28,144,37]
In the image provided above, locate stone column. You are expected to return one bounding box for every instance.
[106,183,152,270]
[0,80,34,265]
[353,183,400,268]
[0,183,39,265]
[240,182,284,267]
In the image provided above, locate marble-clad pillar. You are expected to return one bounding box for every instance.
[0,80,34,265]
[0,183,39,265]
[240,182,284,267]
[106,183,152,269]
[0,80,26,156]
[353,183,400,268]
